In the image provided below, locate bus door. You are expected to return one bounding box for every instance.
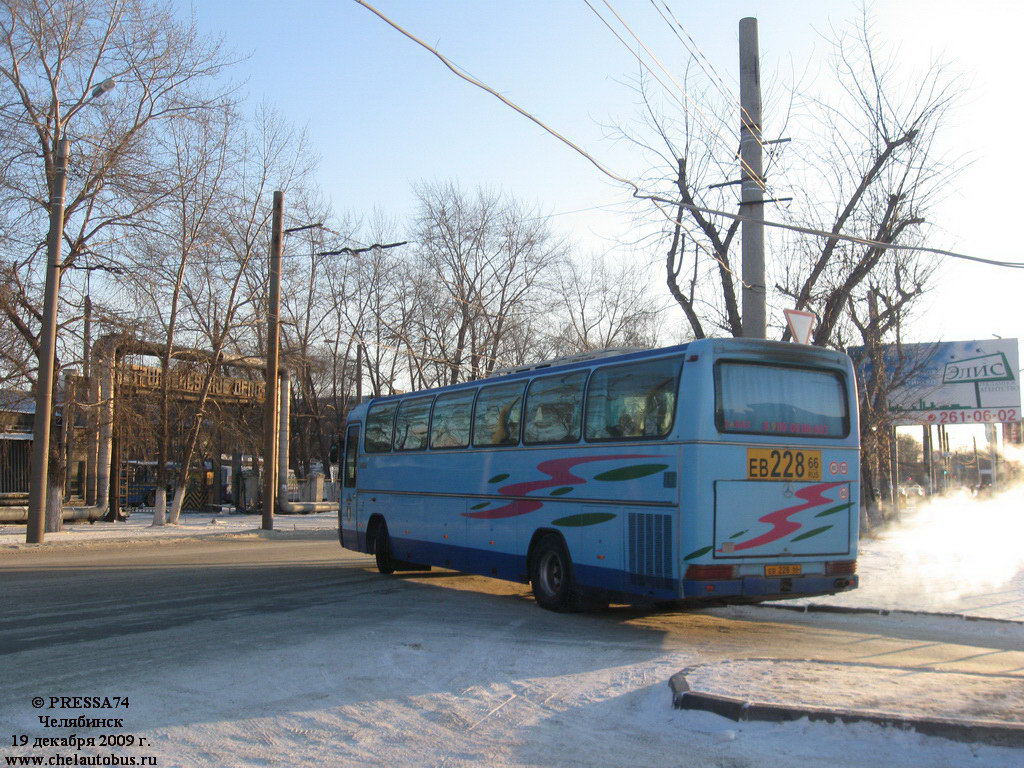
[340,423,360,549]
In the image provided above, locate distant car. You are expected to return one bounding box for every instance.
[899,484,925,497]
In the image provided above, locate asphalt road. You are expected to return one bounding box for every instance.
[2,533,1022,767]
[4,532,1023,679]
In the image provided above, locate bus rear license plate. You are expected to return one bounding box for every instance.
[765,564,802,577]
[746,448,822,481]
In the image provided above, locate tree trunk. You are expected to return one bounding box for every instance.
[169,484,186,523]
[43,396,64,533]
[152,485,167,526]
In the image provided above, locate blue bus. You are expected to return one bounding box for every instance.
[339,338,860,611]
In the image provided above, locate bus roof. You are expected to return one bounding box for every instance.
[350,337,851,415]
[360,342,691,409]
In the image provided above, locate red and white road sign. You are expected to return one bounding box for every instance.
[784,308,817,345]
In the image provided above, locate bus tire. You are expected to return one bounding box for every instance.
[373,522,395,575]
[529,534,577,612]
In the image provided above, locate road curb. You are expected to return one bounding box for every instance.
[669,667,1024,748]
[752,602,1023,626]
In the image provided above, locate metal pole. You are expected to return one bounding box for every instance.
[973,436,981,488]
[889,426,899,519]
[61,372,74,502]
[355,342,363,402]
[986,422,999,488]
[83,294,96,505]
[739,17,765,339]
[262,190,284,530]
[278,368,291,507]
[27,139,70,544]
[922,424,933,496]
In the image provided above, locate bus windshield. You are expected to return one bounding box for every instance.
[716,362,848,437]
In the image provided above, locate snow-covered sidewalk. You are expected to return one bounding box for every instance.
[0,509,337,550]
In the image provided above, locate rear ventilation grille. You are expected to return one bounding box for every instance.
[628,512,672,586]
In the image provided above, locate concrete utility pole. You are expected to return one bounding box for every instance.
[739,17,766,339]
[27,139,70,544]
[262,190,284,531]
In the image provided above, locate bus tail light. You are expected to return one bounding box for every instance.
[825,560,857,575]
[685,565,737,580]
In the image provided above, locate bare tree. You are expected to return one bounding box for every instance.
[613,9,960,348]
[120,101,235,524]
[0,0,233,529]
[411,181,566,384]
[162,106,314,523]
[778,13,960,346]
[548,254,662,355]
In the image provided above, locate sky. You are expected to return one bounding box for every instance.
[176,0,1023,362]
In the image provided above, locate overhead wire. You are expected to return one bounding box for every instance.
[645,0,794,205]
[598,0,787,205]
[351,0,1024,270]
[349,0,754,288]
[583,0,765,193]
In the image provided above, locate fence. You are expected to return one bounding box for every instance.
[0,437,31,497]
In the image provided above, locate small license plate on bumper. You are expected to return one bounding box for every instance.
[747,448,822,481]
[765,564,802,576]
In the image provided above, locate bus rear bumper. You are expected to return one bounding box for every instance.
[682,574,858,601]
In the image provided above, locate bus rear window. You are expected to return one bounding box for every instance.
[716,362,848,437]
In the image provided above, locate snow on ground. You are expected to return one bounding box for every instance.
[4,599,1022,768]
[3,489,1024,765]
[0,509,337,550]
[683,658,1024,723]
[791,484,1024,620]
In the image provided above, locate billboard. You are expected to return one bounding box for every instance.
[850,339,1020,426]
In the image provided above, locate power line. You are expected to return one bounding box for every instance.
[583,0,766,193]
[650,1,742,122]
[352,0,1024,271]
[664,202,1024,268]
[317,241,408,257]
[350,0,753,287]
[645,1,795,204]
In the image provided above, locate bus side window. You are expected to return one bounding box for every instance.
[393,396,433,451]
[343,425,359,488]
[430,389,475,448]
[472,381,525,447]
[523,370,587,444]
[365,402,399,453]
[585,357,681,441]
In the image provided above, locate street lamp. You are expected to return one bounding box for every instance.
[91,78,116,99]
[26,79,116,544]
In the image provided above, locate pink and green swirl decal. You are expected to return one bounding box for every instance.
[717,481,842,553]
[463,454,663,519]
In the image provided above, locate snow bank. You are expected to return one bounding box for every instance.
[0,510,337,551]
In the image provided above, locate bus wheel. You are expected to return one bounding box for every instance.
[373,522,395,575]
[530,534,576,612]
